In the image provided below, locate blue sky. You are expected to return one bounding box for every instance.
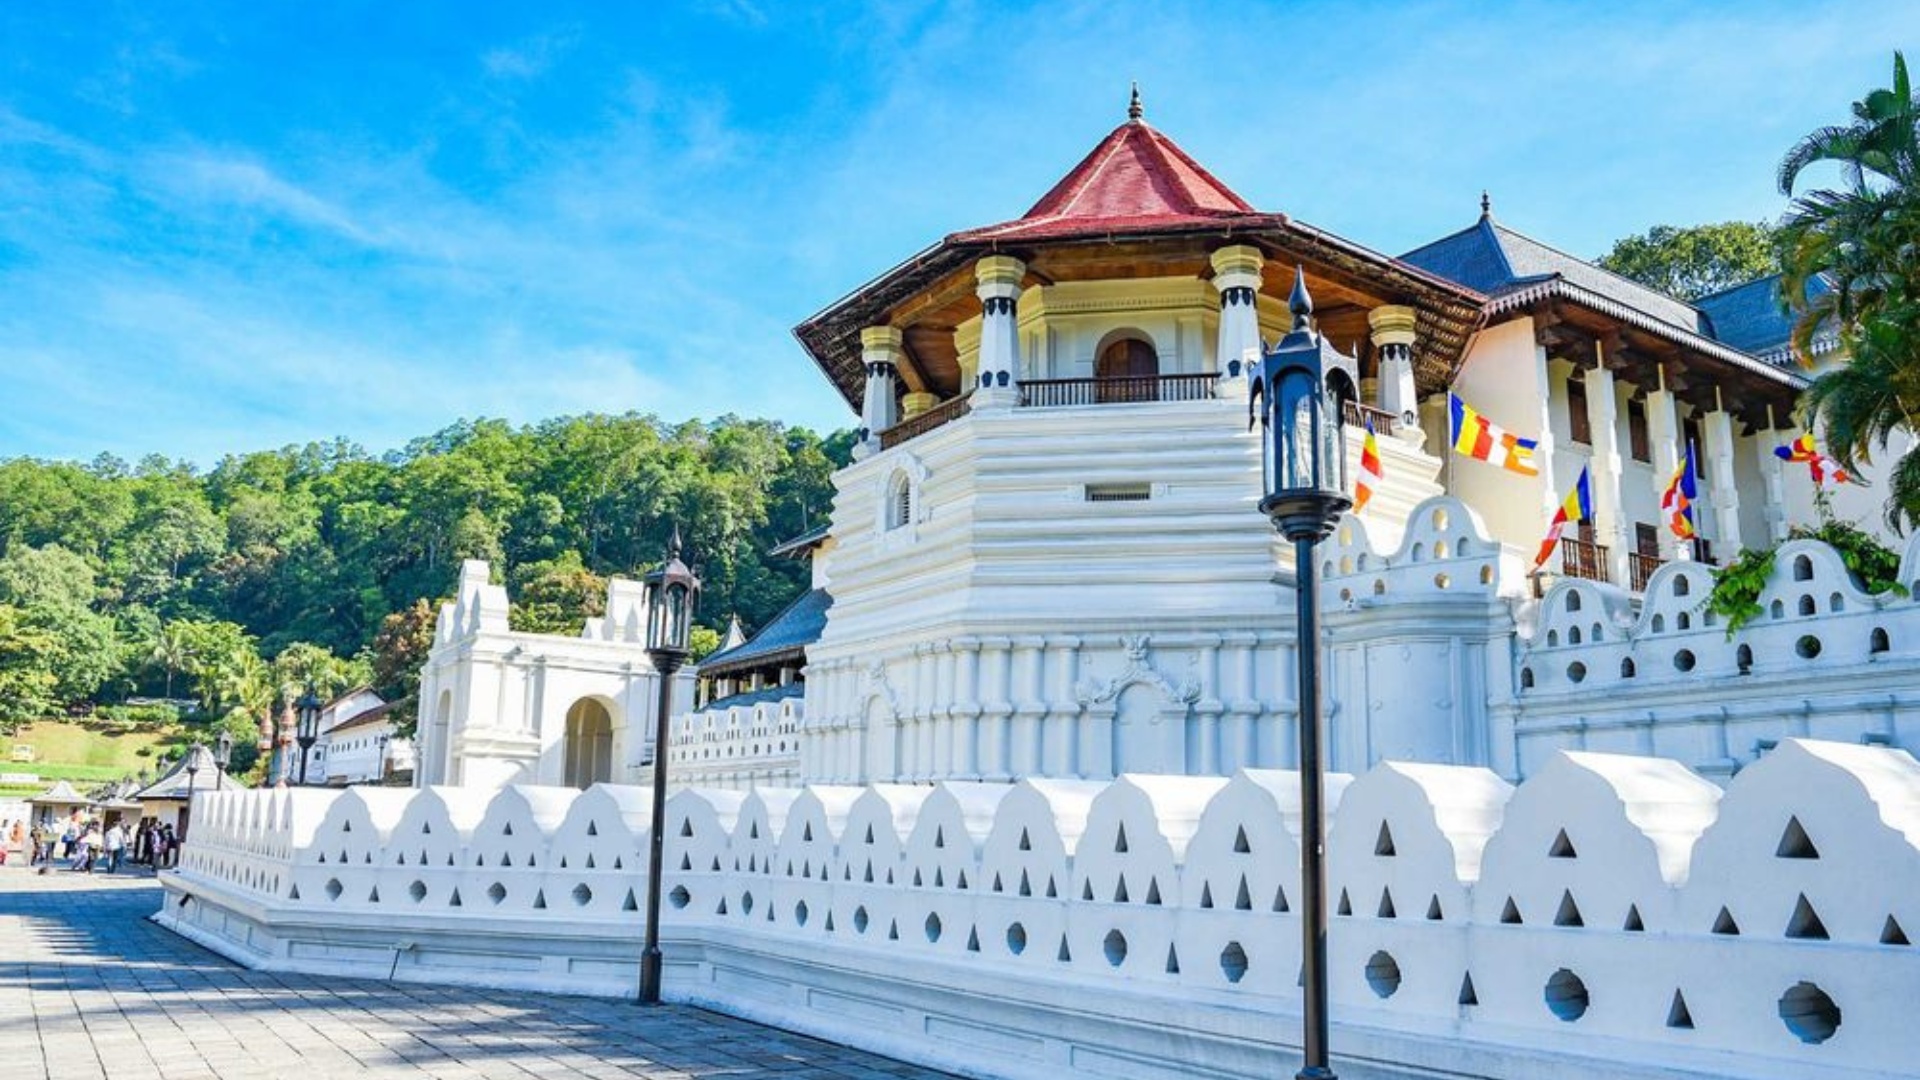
[2,1,1915,466]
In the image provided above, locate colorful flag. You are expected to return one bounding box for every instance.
[1661,444,1698,540]
[1449,394,1540,476]
[1353,416,1383,513]
[1774,433,1852,486]
[1533,466,1594,571]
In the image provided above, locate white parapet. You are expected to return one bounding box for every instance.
[159,738,1919,1080]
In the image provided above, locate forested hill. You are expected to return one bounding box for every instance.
[0,413,851,728]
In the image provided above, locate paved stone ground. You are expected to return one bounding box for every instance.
[0,857,961,1080]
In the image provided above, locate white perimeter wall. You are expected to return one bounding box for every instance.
[158,738,1919,1080]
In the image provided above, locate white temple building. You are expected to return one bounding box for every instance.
[182,98,1920,1080]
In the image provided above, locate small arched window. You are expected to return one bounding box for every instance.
[886,471,912,531]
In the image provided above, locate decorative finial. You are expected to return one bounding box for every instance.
[1289,266,1313,329]
[1480,190,1492,219]
[668,525,683,561]
[1128,82,1143,122]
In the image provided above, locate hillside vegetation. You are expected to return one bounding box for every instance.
[0,413,850,742]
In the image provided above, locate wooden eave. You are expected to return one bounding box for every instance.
[1493,277,1807,431]
[792,220,1487,412]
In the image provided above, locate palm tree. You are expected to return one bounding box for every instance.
[1778,52,1920,529]
[150,623,193,700]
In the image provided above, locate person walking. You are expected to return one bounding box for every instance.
[103,822,125,874]
[59,819,77,859]
[69,824,96,872]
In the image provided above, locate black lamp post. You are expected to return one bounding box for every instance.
[638,527,701,1006]
[1250,267,1354,1080]
[213,730,233,791]
[266,692,285,788]
[183,744,203,842]
[295,683,322,785]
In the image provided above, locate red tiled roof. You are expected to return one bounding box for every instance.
[950,117,1282,243]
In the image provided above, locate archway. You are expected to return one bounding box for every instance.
[563,698,615,789]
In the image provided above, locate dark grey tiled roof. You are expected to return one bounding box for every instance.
[699,588,831,673]
[130,744,231,801]
[768,524,830,558]
[700,683,805,713]
[1402,216,1705,333]
[1695,274,1834,356]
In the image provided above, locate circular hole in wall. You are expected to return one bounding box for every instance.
[668,885,690,909]
[794,901,809,927]
[1220,942,1249,983]
[1103,929,1128,967]
[1567,662,1587,684]
[1365,950,1402,998]
[1778,981,1841,1044]
[1434,573,1451,590]
[325,879,343,902]
[408,880,427,903]
[1796,635,1822,660]
[1006,922,1027,955]
[1673,650,1696,673]
[486,882,506,905]
[853,906,869,934]
[925,912,943,943]
[741,891,754,916]
[1545,968,1589,1021]
[572,883,592,907]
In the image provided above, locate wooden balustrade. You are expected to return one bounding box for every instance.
[1560,537,1611,584]
[879,395,971,450]
[1629,552,1664,593]
[1018,372,1217,408]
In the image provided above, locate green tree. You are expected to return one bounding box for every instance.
[369,599,439,737]
[1780,51,1920,530]
[1597,221,1780,300]
[509,552,608,636]
[0,604,61,726]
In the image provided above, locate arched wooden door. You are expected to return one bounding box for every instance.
[1095,338,1159,403]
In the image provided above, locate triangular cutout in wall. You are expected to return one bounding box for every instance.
[1500,897,1523,925]
[1884,915,1911,946]
[1233,826,1251,854]
[1548,828,1577,859]
[1458,971,1478,1006]
[1712,907,1740,935]
[1776,815,1819,859]
[1375,821,1396,857]
[1666,989,1694,1029]
[1426,895,1444,921]
[1624,904,1645,932]
[1786,894,1830,940]
[1554,890,1584,928]
[1377,888,1396,919]
[1337,888,1352,916]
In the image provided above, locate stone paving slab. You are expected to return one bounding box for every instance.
[0,859,962,1080]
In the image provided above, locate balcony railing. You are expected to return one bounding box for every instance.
[880,395,971,450]
[1342,401,1400,438]
[1629,552,1664,593]
[877,376,1402,449]
[1019,373,1217,408]
[1560,538,1610,584]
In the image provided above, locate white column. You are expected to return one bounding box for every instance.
[1210,245,1263,397]
[1646,371,1688,562]
[1757,412,1790,542]
[1368,305,1419,436]
[951,638,980,779]
[1704,402,1743,552]
[973,255,1025,409]
[1009,636,1045,778]
[1582,361,1629,585]
[853,326,902,460]
[1533,347,1563,533]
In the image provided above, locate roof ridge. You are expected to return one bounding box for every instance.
[1692,272,1784,304]
[1490,220,1701,316]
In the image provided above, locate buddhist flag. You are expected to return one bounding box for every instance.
[1661,444,1698,540]
[1774,433,1853,486]
[1533,466,1594,571]
[1449,394,1540,476]
[1353,416,1383,513]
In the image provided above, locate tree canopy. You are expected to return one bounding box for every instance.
[1596,221,1780,300]
[1779,52,1920,531]
[0,413,849,734]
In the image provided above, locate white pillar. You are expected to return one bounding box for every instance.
[853,326,902,460]
[1210,245,1263,397]
[1533,347,1563,534]
[1368,305,1419,436]
[1704,402,1743,552]
[1582,361,1630,585]
[1757,412,1790,543]
[1646,372,1688,562]
[974,255,1025,409]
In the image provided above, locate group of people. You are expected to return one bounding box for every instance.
[3,813,181,874]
